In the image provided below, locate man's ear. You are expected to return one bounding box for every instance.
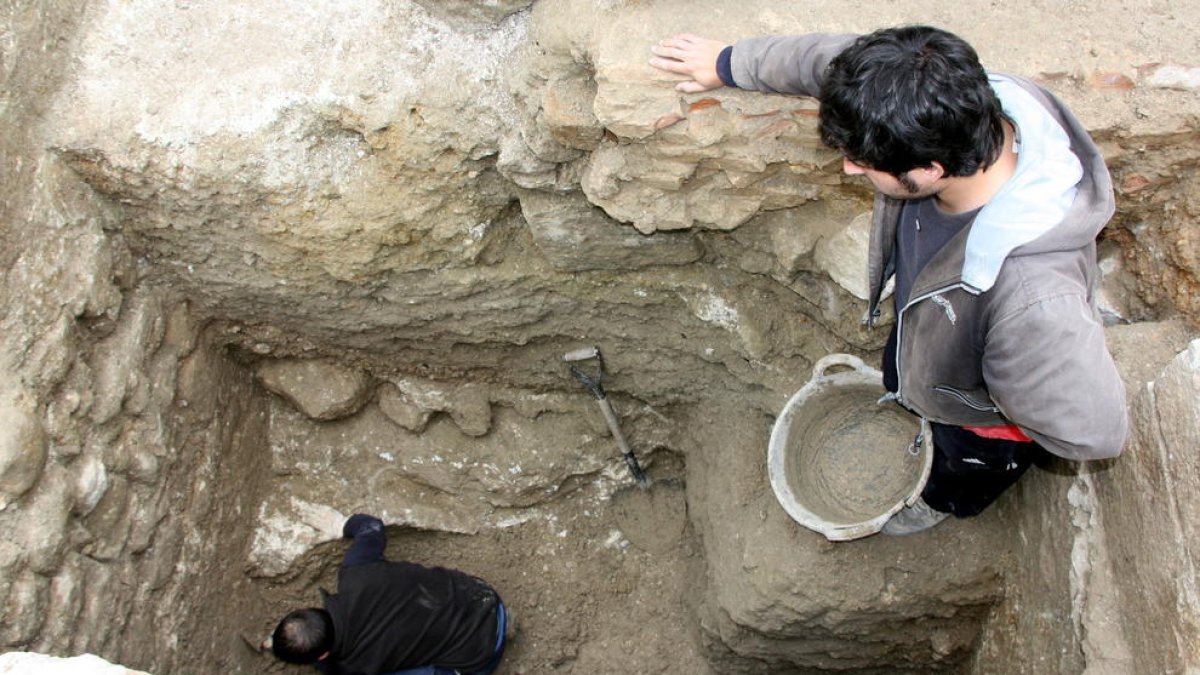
[924,162,947,181]
[318,652,330,661]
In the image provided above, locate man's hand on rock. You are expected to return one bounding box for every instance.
[649,34,728,93]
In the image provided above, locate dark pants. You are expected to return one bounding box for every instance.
[922,422,1045,517]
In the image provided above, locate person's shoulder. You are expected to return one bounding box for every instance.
[983,250,1091,317]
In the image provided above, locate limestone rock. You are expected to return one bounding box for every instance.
[248,498,347,578]
[684,401,1006,673]
[411,0,533,28]
[256,359,373,421]
[71,455,109,517]
[377,383,435,433]
[0,652,152,675]
[381,377,494,437]
[52,0,525,289]
[519,190,701,271]
[447,384,493,438]
[0,383,47,507]
[814,211,875,301]
[541,77,604,151]
[1094,337,1200,674]
[88,290,166,425]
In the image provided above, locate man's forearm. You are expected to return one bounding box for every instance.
[728,33,857,96]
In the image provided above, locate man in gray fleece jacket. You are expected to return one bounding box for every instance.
[651,26,1127,534]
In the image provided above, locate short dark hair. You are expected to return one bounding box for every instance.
[271,608,334,664]
[818,26,1005,178]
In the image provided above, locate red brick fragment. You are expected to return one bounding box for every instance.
[687,98,722,112]
[1088,71,1135,91]
[1121,174,1152,193]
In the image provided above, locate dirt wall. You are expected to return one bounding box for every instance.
[2,1,1199,674]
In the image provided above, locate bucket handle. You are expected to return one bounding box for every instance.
[810,353,870,382]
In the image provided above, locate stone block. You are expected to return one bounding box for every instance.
[255,358,373,421]
[542,77,603,151]
[0,383,47,508]
[1095,337,1200,674]
[377,383,435,433]
[814,211,875,301]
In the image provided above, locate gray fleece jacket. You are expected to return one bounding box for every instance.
[729,34,1127,460]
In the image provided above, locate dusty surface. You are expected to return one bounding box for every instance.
[2,1,1200,674]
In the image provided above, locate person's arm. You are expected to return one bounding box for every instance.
[651,33,857,96]
[341,513,387,567]
[728,34,858,96]
[983,293,1128,460]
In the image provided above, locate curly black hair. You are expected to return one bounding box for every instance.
[819,26,1005,178]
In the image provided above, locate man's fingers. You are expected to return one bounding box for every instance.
[649,56,692,75]
[676,81,708,94]
[650,43,694,63]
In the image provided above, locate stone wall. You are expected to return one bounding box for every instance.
[0,3,270,672]
[2,0,1199,673]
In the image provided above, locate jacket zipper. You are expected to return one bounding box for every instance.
[893,282,978,408]
[931,385,1001,413]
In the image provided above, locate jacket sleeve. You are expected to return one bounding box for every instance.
[341,513,386,567]
[729,33,858,96]
[983,292,1128,460]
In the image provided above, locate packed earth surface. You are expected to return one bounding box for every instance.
[2,1,1199,674]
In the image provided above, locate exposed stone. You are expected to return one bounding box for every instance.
[70,455,108,517]
[1,572,48,647]
[541,77,604,151]
[0,383,47,508]
[814,211,875,301]
[255,358,373,421]
[447,384,494,438]
[1094,336,1200,674]
[684,401,1006,673]
[1089,71,1136,91]
[519,190,702,271]
[411,0,533,28]
[380,377,497,437]
[0,652,151,675]
[377,383,435,433]
[1138,63,1200,90]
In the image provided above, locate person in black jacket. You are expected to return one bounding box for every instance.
[269,514,510,675]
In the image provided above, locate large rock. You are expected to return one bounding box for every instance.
[0,382,47,508]
[255,358,373,421]
[1094,336,1200,674]
[0,652,151,675]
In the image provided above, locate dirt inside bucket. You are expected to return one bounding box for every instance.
[783,383,924,525]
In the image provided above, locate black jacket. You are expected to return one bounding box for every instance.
[320,515,500,675]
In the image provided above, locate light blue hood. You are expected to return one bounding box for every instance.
[961,74,1085,292]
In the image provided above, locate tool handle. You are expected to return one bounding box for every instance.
[596,398,632,455]
[596,398,647,483]
[562,346,600,362]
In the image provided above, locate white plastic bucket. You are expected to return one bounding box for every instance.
[768,354,933,541]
